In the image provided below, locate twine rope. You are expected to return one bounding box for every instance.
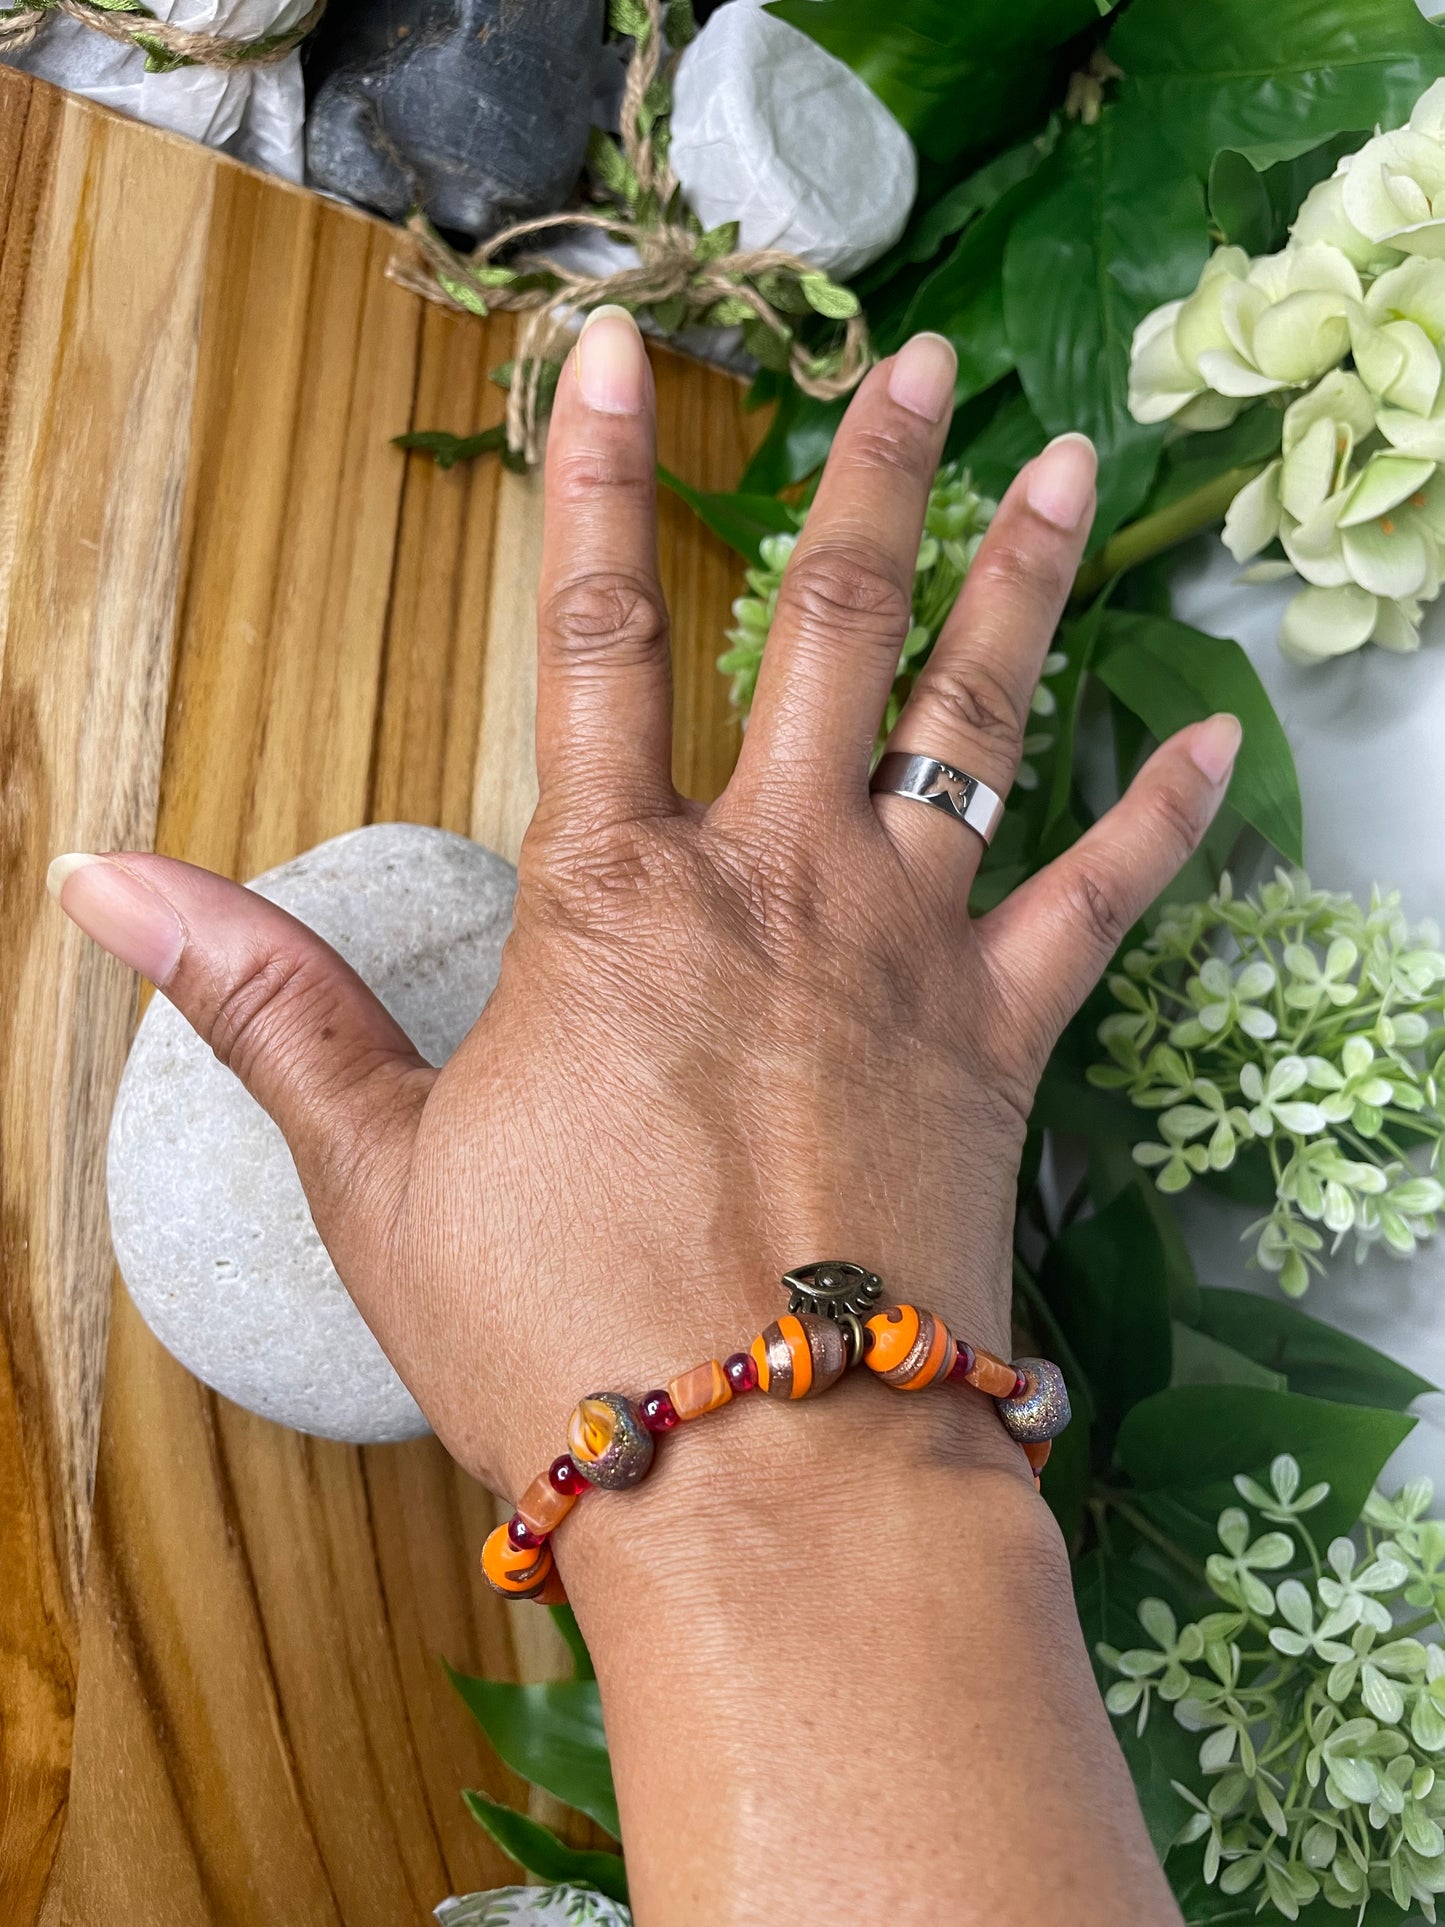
[0,0,325,69]
[390,0,872,464]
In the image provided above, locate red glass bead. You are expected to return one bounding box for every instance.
[549,1454,589,1496]
[1011,1368,1029,1399]
[723,1351,759,1394]
[508,1514,545,1550]
[640,1390,679,1433]
[948,1342,977,1383]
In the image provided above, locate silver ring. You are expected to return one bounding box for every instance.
[869,753,1004,846]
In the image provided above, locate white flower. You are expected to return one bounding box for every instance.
[1340,81,1445,261]
[1198,245,1361,402]
[1292,171,1403,277]
[1128,247,1252,426]
[1223,372,1376,563]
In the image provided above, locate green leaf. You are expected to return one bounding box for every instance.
[766,0,1101,165]
[739,388,845,493]
[438,274,490,319]
[891,173,1044,402]
[948,380,1048,498]
[393,425,507,470]
[549,1604,596,1682]
[462,1793,629,1905]
[446,1668,619,1837]
[882,127,1058,276]
[608,0,651,42]
[1040,1407,1091,1547]
[1208,132,1362,256]
[799,272,861,320]
[1170,1321,1286,1394]
[1139,402,1282,520]
[586,126,639,205]
[1109,0,1445,179]
[1074,1550,1207,1855]
[1041,1185,1173,1442]
[1002,117,1209,543]
[1115,1387,1415,1556]
[656,464,797,565]
[695,220,740,263]
[1092,610,1304,863]
[1042,589,1110,843]
[1192,1288,1435,1411]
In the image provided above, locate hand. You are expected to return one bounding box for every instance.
[51,313,1237,1510]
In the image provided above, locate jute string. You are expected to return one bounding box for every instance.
[0,0,325,68]
[389,0,872,464]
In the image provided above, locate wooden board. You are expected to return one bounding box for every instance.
[0,67,758,1924]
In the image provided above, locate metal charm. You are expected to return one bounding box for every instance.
[782,1261,884,1321]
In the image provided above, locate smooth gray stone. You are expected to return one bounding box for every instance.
[304,0,605,243]
[108,823,516,1444]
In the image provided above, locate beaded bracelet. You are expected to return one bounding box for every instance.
[481,1262,1071,1605]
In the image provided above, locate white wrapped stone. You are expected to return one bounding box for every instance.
[668,0,916,282]
[436,1890,631,1927]
[107,822,516,1444]
[2,0,312,179]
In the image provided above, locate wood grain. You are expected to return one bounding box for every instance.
[0,66,758,1924]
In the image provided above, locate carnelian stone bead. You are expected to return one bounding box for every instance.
[964,1347,1022,1400]
[515,1470,577,1537]
[549,1454,589,1496]
[668,1358,732,1420]
[1023,1440,1052,1474]
[535,1569,570,1606]
[640,1389,679,1432]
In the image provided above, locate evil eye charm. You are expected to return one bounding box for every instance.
[997,1358,1071,1444]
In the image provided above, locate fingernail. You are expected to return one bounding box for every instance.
[1027,433,1098,531]
[887,333,957,422]
[576,304,647,414]
[47,853,185,984]
[1190,713,1243,785]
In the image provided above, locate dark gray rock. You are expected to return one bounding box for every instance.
[304,0,605,243]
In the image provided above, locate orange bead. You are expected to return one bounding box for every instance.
[865,1305,955,1390]
[753,1314,847,1400]
[667,1358,732,1421]
[515,1471,577,1539]
[535,1569,570,1606]
[865,1304,921,1373]
[481,1521,554,1599]
[1023,1440,1052,1474]
[964,1347,1020,1400]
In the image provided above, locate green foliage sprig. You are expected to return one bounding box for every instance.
[1090,871,1445,1296]
[1102,1457,1445,1922]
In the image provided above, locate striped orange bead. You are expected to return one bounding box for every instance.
[963,1346,1020,1399]
[752,1313,847,1400]
[864,1305,956,1390]
[481,1521,555,1599]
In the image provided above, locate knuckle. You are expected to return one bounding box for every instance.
[541,568,670,670]
[549,440,652,505]
[972,534,1070,613]
[206,944,324,1085]
[1065,866,1128,958]
[1151,777,1210,859]
[776,540,912,654]
[914,659,1029,750]
[846,421,926,480]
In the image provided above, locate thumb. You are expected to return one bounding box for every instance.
[48,850,434,1257]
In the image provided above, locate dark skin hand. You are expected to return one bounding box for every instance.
[53,309,1235,1922]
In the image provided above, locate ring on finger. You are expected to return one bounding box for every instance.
[869,752,1005,846]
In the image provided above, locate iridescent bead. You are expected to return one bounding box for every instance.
[724,1351,759,1394]
[997,1358,1072,1443]
[640,1389,680,1433]
[549,1454,589,1497]
[567,1392,656,1490]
